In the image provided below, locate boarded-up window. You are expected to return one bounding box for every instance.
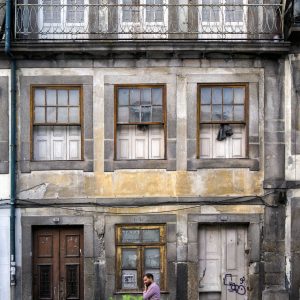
[198,84,248,158]
[32,86,82,161]
[116,225,166,292]
[115,86,166,160]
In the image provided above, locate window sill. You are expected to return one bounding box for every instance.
[187,158,259,171]
[105,159,176,172]
[20,160,93,173]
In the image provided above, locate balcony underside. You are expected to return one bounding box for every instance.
[5,40,290,57]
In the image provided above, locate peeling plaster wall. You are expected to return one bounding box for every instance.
[16,62,265,200]
[13,57,287,300]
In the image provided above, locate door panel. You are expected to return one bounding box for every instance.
[199,225,248,300]
[33,227,83,300]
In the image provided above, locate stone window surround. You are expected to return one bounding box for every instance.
[104,74,177,172]
[0,76,9,174]
[20,216,94,300]
[187,213,262,300]
[187,73,262,171]
[104,214,177,299]
[19,76,93,172]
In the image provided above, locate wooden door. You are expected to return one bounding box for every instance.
[199,225,248,300]
[33,227,84,300]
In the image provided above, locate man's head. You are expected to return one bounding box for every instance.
[143,273,154,287]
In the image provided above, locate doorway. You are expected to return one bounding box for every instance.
[32,226,84,300]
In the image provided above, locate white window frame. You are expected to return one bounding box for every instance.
[38,0,89,38]
[198,0,247,39]
[118,0,168,38]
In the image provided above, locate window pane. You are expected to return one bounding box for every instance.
[234,105,244,121]
[34,89,45,106]
[69,107,80,123]
[46,107,56,122]
[234,87,245,104]
[141,89,151,105]
[46,89,57,106]
[122,229,141,243]
[144,269,160,287]
[152,106,163,122]
[152,88,162,105]
[69,90,80,106]
[201,88,211,104]
[122,249,137,269]
[35,107,45,123]
[212,88,222,104]
[142,229,160,242]
[122,270,138,289]
[212,105,222,120]
[57,107,68,123]
[223,88,233,104]
[141,106,151,122]
[130,89,140,105]
[57,90,68,106]
[223,105,233,121]
[145,248,160,268]
[200,105,211,121]
[129,106,140,122]
[119,89,129,106]
[118,107,129,123]
[66,0,84,23]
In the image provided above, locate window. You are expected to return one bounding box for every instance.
[198,84,248,159]
[119,0,168,38]
[199,0,247,39]
[39,0,88,37]
[115,85,166,160]
[116,225,166,292]
[31,86,82,161]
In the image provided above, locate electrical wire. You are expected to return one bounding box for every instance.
[7,190,280,215]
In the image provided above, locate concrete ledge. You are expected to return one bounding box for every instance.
[7,40,291,57]
[20,160,93,173]
[104,159,176,172]
[187,158,259,171]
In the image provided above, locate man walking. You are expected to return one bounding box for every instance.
[143,273,160,300]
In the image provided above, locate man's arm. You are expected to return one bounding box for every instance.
[143,284,156,300]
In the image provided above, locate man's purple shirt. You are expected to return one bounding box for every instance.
[143,282,160,300]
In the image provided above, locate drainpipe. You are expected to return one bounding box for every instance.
[5,0,17,293]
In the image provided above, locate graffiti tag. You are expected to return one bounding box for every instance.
[223,274,246,295]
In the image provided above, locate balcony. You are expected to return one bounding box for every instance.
[15,1,284,41]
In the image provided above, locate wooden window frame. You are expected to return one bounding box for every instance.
[197,83,249,159]
[115,224,167,293]
[30,84,84,161]
[114,84,167,160]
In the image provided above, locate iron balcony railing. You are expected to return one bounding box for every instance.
[15,2,284,40]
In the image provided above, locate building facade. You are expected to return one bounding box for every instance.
[0,1,299,299]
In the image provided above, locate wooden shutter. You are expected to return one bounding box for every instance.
[51,126,67,160]
[34,126,51,160]
[117,125,131,159]
[133,126,149,159]
[117,125,164,159]
[199,124,246,158]
[67,126,81,160]
[148,125,164,159]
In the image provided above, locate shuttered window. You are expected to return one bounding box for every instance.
[116,225,166,292]
[115,85,166,160]
[198,84,248,159]
[31,86,82,161]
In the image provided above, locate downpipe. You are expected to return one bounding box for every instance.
[5,0,17,294]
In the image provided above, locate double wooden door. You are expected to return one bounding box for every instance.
[33,227,84,300]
